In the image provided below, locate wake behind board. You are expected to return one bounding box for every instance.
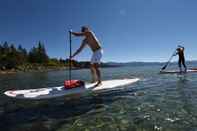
[160,69,197,74]
[4,78,139,100]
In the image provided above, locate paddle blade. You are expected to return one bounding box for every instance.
[161,65,167,70]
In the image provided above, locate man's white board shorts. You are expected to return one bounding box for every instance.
[91,49,103,64]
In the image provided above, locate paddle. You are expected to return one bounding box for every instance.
[161,50,177,71]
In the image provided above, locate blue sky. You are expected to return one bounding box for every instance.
[0,0,197,62]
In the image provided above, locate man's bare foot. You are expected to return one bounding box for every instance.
[94,81,102,87]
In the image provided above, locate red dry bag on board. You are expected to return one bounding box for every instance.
[64,80,85,89]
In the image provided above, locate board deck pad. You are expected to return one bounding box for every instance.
[4,78,140,100]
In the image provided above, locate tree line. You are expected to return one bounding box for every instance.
[0,41,66,70]
[0,41,116,71]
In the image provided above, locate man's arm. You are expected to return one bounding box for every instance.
[71,32,86,36]
[71,40,87,58]
[173,49,179,56]
[174,50,179,56]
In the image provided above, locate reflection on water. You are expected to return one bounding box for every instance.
[1,65,197,131]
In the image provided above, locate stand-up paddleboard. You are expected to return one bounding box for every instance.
[160,69,197,74]
[4,78,139,100]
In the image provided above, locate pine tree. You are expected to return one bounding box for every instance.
[37,41,49,63]
[0,44,3,69]
[17,45,27,64]
[4,44,18,69]
[0,44,2,57]
[28,46,37,63]
[2,41,9,55]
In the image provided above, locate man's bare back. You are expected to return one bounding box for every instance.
[83,31,101,52]
[71,27,101,52]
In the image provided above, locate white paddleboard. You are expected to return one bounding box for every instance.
[4,78,139,100]
[160,69,197,74]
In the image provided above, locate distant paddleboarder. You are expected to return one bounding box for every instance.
[70,26,103,86]
[174,45,187,72]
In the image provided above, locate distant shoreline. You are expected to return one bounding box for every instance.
[0,67,67,74]
[0,63,122,74]
[1,60,197,74]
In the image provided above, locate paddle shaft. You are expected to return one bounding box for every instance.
[161,50,176,70]
[69,31,72,81]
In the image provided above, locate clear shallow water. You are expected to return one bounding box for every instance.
[1,65,197,131]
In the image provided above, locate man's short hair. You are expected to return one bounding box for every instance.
[81,26,89,32]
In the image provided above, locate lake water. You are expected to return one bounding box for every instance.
[1,64,197,131]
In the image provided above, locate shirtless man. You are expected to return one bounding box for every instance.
[174,45,187,72]
[70,26,103,86]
